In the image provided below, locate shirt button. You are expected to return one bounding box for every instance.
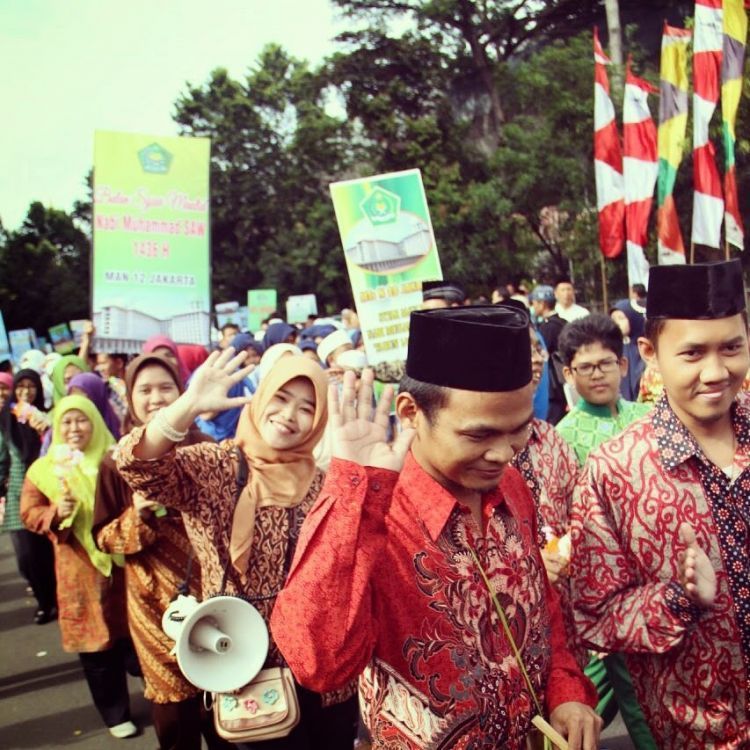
[351,476,360,486]
[372,481,381,491]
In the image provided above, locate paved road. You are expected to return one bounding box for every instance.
[0,533,156,749]
[0,532,634,749]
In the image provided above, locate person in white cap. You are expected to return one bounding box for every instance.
[316,330,353,370]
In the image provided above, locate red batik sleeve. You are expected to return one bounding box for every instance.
[271,458,399,693]
[543,569,599,710]
[570,464,701,654]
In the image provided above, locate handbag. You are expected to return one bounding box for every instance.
[213,666,300,741]
[211,447,301,743]
[467,545,569,750]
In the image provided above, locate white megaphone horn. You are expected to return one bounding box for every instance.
[162,594,269,693]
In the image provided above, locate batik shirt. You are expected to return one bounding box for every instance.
[570,393,750,748]
[513,419,585,668]
[512,419,579,544]
[556,397,651,465]
[272,453,596,750]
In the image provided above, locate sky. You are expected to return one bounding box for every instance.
[0,0,345,231]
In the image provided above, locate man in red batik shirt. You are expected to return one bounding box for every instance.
[272,306,600,749]
[570,259,750,748]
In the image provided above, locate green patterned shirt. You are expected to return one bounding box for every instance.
[555,397,651,466]
[0,432,29,532]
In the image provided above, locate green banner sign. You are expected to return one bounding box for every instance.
[92,130,211,352]
[247,289,278,333]
[48,323,76,354]
[330,169,442,364]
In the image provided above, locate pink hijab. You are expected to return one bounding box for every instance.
[142,335,189,383]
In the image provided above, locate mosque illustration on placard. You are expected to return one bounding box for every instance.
[344,186,432,274]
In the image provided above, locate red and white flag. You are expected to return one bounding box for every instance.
[623,60,658,287]
[594,27,625,259]
[692,0,724,248]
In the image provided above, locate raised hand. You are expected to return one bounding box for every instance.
[136,347,254,460]
[678,522,716,607]
[183,347,255,417]
[330,368,415,473]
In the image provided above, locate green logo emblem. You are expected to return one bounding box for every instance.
[138,143,172,174]
[361,186,400,226]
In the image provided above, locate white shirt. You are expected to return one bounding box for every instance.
[555,303,589,322]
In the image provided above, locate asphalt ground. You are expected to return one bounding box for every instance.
[0,532,155,750]
[0,532,633,749]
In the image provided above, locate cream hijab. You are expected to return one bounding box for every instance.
[229,354,328,576]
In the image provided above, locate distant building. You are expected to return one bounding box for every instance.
[93,302,210,353]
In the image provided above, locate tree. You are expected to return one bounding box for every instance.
[0,202,90,333]
[333,0,606,149]
[174,45,355,309]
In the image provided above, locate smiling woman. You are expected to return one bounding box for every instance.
[113,348,360,750]
[20,394,139,738]
[92,353,226,748]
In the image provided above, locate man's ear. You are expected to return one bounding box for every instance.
[396,391,419,430]
[562,366,575,387]
[637,336,658,373]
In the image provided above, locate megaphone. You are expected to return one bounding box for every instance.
[162,594,269,693]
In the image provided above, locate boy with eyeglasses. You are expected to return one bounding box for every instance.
[570,259,750,747]
[555,313,656,749]
[556,314,650,466]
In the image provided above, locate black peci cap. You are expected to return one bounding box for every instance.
[647,260,746,320]
[406,306,532,391]
[421,280,466,304]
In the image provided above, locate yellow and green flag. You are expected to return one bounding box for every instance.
[657,22,692,264]
[722,0,748,249]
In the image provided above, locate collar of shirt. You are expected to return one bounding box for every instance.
[576,397,622,419]
[527,419,542,445]
[399,451,506,542]
[652,393,750,472]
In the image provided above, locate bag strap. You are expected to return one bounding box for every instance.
[467,543,545,718]
[218,447,298,597]
[176,550,195,597]
[219,446,250,595]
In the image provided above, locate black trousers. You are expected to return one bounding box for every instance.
[152,695,234,750]
[234,688,359,750]
[10,528,56,611]
[78,638,140,728]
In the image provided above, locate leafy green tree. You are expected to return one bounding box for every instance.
[0,202,90,333]
[174,45,355,309]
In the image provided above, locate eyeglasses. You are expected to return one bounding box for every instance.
[531,345,549,362]
[569,358,620,377]
[16,384,37,391]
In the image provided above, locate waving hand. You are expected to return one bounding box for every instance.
[330,369,415,473]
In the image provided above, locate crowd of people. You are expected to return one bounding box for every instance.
[1,261,748,749]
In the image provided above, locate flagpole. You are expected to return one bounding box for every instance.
[690,241,695,264]
[725,237,730,261]
[600,255,609,311]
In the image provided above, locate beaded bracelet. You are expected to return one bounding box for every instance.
[153,408,189,442]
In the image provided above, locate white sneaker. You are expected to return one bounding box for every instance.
[109,721,138,739]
